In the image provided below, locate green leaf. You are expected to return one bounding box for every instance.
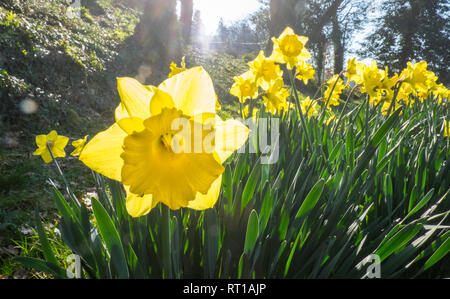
[241,164,260,213]
[204,209,219,278]
[91,197,129,278]
[424,236,450,270]
[405,189,434,221]
[296,179,325,218]
[376,223,423,262]
[34,207,58,266]
[244,210,259,255]
[14,257,67,278]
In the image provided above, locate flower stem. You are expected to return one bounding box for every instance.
[46,144,81,207]
[331,85,357,139]
[319,72,343,125]
[287,70,313,152]
[160,205,173,279]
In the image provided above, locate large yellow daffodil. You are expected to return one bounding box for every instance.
[80,67,249,217]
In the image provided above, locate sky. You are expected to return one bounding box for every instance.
[193,0,262,35]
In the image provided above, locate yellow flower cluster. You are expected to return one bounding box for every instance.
[339,59,449,112]
[230,27,315,116]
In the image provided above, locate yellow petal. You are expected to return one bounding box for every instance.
[124,186,158,218]
[40,151,53,163]
[47,130,58,141]
[33,146,45,155]
[54,135,69,150]
[149,88,175,116]
[51,146,66,158]
[187,175,222,210]
[115,78,154,122]
[158,67,216,116]
[79,123,127,182]
[215,119,249,163]
[117,117,146,135]
[35,135,47,147]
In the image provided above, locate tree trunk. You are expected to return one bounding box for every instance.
[332,13,344,74]
[180,0,193,44]
[134,0,180,66]
[266,0,297,54]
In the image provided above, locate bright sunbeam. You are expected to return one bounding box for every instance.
[194,0,261,35]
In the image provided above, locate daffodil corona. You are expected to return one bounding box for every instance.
[80,67,249,217]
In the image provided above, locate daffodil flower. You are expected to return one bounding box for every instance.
[361,61,384,99]
[248,51,283,89]
[33,130,69,163]
[300,97,319,118]
[71,135,88,157]
[262,78,290,114]
[270,27,311,70]
[295,61,315,85]
[230,71,259,103]
[80,67,249,217]
[345,58,365,85]
[400,61,430,93]
[324,75,346,108]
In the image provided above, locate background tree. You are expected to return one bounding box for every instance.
[191,10,206,48]
[216,18,230,52]
[132,0,181,80]
[360,0,449,84]
[180,0,194,44]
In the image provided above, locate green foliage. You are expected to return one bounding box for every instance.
[187,48,250,113]
[0,0,141,139]
[21,95,450,279]
[360,0,449,84]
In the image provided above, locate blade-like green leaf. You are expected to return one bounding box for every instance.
[244,210,259,255]
[91,197,129,278]
[424,236,450,270]
[296,179,325,219]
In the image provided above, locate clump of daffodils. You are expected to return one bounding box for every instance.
[340,58,449,114]
[229,26,448,125]
[230,27,317,117]
[33,27,449,219]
